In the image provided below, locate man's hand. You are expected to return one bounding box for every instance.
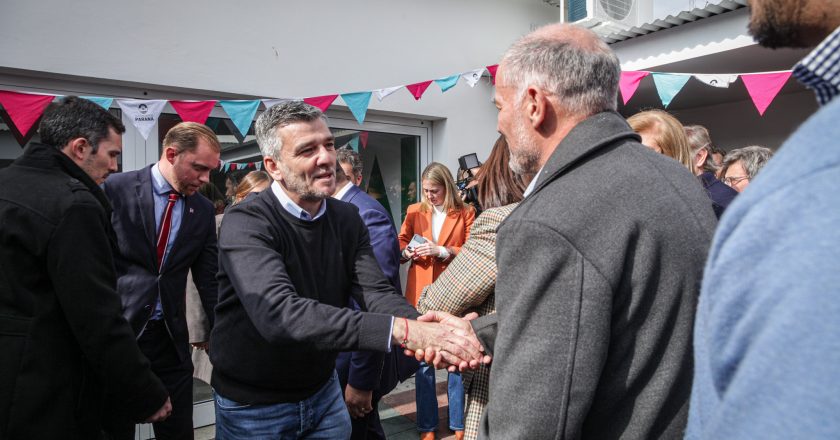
[145,397,172,423]
[392,313,487,371]
[344,384,374,419]
[406,311,492,371]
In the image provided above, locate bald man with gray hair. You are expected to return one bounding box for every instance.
[415,23,716,439]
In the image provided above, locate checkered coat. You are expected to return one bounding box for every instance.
[417,203,517,440]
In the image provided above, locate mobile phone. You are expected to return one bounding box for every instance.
[406,234,427,251]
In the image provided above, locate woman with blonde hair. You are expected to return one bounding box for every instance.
[627,109,693,172]
[233,170,271,204]
[399,161,475,440]
[417,135,529,440]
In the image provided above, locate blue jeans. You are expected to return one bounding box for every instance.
[214,371,351,439]
[415,363,465,432]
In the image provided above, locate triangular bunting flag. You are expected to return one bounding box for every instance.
[169,100,217,124]
[262,98,299,109]
[220,100,260,137]
[374,86,402,102]
[462,68,486,88]
[116,99,167,140]
[405,81,433,101]
[341,92,373,125]
[694,74,738,88]
[619,71,649,105]
[359,131,369,149]
[81,96,114,110]
[222,163,230,173]
[0,90,55,137]
[255,162,262,171]
[349,135,360,152]
[486,65,499,85]
[434,75,460,93]
[741,72,792,116]
[303,94,339,112]
[651,73,691,108]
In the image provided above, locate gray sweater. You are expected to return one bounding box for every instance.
[473,111,717,439]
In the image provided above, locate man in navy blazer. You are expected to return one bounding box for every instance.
[333,149,418,439]
[102,122,221,440]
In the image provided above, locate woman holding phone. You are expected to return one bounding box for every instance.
[399,161,475,440]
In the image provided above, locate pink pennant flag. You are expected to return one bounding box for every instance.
[486,65,499,85]
[303,95,339,112]
[230,163,238,171]
[0,90,55,136]
[169,100,217,124]
[359,131,369,149]
[405,81,433,101]
[619,71,649,105]
[741,72,792,116]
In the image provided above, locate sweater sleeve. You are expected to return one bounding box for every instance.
[218,206,410,352]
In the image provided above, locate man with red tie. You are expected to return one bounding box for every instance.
[102,122,221,440]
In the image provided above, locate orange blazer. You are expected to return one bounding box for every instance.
[398,202,475,307]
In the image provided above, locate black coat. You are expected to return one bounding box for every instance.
[0,143,167,439]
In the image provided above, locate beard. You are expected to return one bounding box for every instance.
[748,0,806,48]
[508,118,541,175]
[278,161,334,202]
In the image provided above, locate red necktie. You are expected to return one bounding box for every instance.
[156,191,179,270]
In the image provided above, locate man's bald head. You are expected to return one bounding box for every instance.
[498,23,621,118]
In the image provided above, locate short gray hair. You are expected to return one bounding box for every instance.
[337,148,363,178]
[500,23,620,116]
[255,101,327,159]
[722,145,774,179]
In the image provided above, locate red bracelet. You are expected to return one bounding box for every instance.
[400,317,409,349]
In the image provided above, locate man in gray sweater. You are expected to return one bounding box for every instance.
[417,24,717,439]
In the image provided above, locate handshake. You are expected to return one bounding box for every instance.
[392,311,492,371]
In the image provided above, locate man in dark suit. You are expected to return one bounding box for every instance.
[333,149,418,439]
[102,122,221,440]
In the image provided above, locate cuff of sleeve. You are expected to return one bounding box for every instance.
[358,312,394,352]
[438,246,450,260]
[386,316,394,353]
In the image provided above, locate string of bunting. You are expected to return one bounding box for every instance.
[0,66,793,148]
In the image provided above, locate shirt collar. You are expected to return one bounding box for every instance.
[332,181,354,201]
[151,163,177,196]
[523,166,544,198]
[271,180,327,221]
[793,25,840,106]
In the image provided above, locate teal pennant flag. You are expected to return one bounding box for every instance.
[341,92,372,125]
[349,135,360,152]
[81,96,113,110]
[219,100,260,137]
[434,75,460,93]
[651,73,691,108]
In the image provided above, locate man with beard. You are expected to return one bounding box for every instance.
[102,122,221,440]
[417,23,716,439]
[0,96,171,438]
[686,1,840,438]
[209,101,486,438]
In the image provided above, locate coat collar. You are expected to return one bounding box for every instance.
[16,142,113,214]
[340,182,362,203]
[529,111,640,197]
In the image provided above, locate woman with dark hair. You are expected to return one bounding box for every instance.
[417,135,530,440]
[399,162,475,440]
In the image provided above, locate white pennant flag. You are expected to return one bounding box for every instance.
[374,86,402,102]
[116,99,167,140]
[462,68,486,88]
[694,74,738,88]
[262,98,300,109]
[255,162,262,171]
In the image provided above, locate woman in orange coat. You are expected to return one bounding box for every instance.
[399,162,475,440]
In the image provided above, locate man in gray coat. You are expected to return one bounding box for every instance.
[418,24,717,439]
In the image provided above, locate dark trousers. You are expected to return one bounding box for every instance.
[105,320,194,440]
[337,373,387,440]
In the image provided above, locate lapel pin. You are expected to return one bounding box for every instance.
[189,208,194,214]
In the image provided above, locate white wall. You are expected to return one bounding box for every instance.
[0,0,558,171]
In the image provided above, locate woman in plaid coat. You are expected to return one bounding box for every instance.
[417,136,531,440]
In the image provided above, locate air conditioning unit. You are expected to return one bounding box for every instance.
[561,0,654,34]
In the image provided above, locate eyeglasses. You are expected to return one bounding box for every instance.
[723,175,749,186]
